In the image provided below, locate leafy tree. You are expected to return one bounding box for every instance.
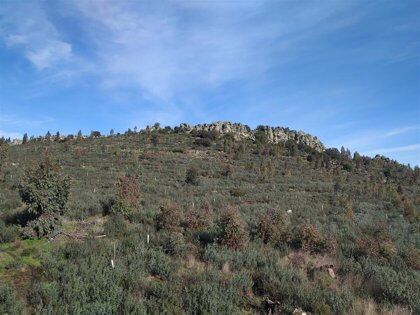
[325,148,340,160]
[45,131,51,141]
[90,131,101,138]
[19,160,70,237]
[77,129,83,139]
[254,130,268,144]
[110,129,115,136]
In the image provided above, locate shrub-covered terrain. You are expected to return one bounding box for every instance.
[0,124,419,314]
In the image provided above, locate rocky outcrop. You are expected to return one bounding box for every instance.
[173,121,324,152]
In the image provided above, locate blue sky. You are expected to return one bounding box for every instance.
[0,0,419,165]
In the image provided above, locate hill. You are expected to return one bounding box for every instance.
[0,122,419,314]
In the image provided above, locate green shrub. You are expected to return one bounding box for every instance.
[185,166,199,185]
[159,231,188,257]
[0,220,19,243]
[19,161,70,217]
[147,250,174,280]
[194,138,212,147]
[229,187,246,197]
[104,214,127,238]
[22,213,62,238]
[183,271,242,314]
[27,282,59,311]
[362,260,419,311]
[18,160,70,237]
[0,283,24,314]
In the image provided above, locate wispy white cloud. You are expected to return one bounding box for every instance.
[0,0,360,126]
[363,144,420,155]
[68,0,356,102]
[1,1,73,70]
[0,113,55,126]
[330,124,420,150]
[385,125,420,137]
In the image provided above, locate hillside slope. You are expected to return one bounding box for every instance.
[0,124,419,314]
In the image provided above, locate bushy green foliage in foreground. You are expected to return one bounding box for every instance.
[0,127,418,314]
[18,159,70,237]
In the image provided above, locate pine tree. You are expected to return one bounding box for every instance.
[22,133,28,144]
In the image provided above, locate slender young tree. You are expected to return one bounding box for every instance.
[22,133,28,144]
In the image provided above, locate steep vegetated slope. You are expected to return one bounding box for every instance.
[0,122,419,314]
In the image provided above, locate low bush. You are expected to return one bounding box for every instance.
[185,166,199,185]
[0,283,24,314]
[292,223,336,254]
[155,201,182,233]
[183,201,213,230]
[256,208,289,245]
[104,214,127,238]
[194,138,212,147]
[217,206,248,250]
[0,220,19,243]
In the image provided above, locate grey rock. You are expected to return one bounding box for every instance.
[175,121,324,152]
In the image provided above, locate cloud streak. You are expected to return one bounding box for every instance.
[385,125,420,137]
[1,1,73,70]
[363,144,420,155]
[67,0,356,102]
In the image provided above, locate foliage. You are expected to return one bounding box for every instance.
[185,166,199,185]
[111,174,140,216]
[217,206,248,249]
[155,201,182,233]
[292,223,337,254]
[183,201,213,230]
[18,160,70,237]
[256,208,289,245]
[0,124,418,313]
[0,283,24,314]
[0,220,19,243]
[19,160,70,217]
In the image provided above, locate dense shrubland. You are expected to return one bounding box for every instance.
[0,126,418,314]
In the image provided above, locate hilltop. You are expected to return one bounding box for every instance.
[0,122,419,314]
